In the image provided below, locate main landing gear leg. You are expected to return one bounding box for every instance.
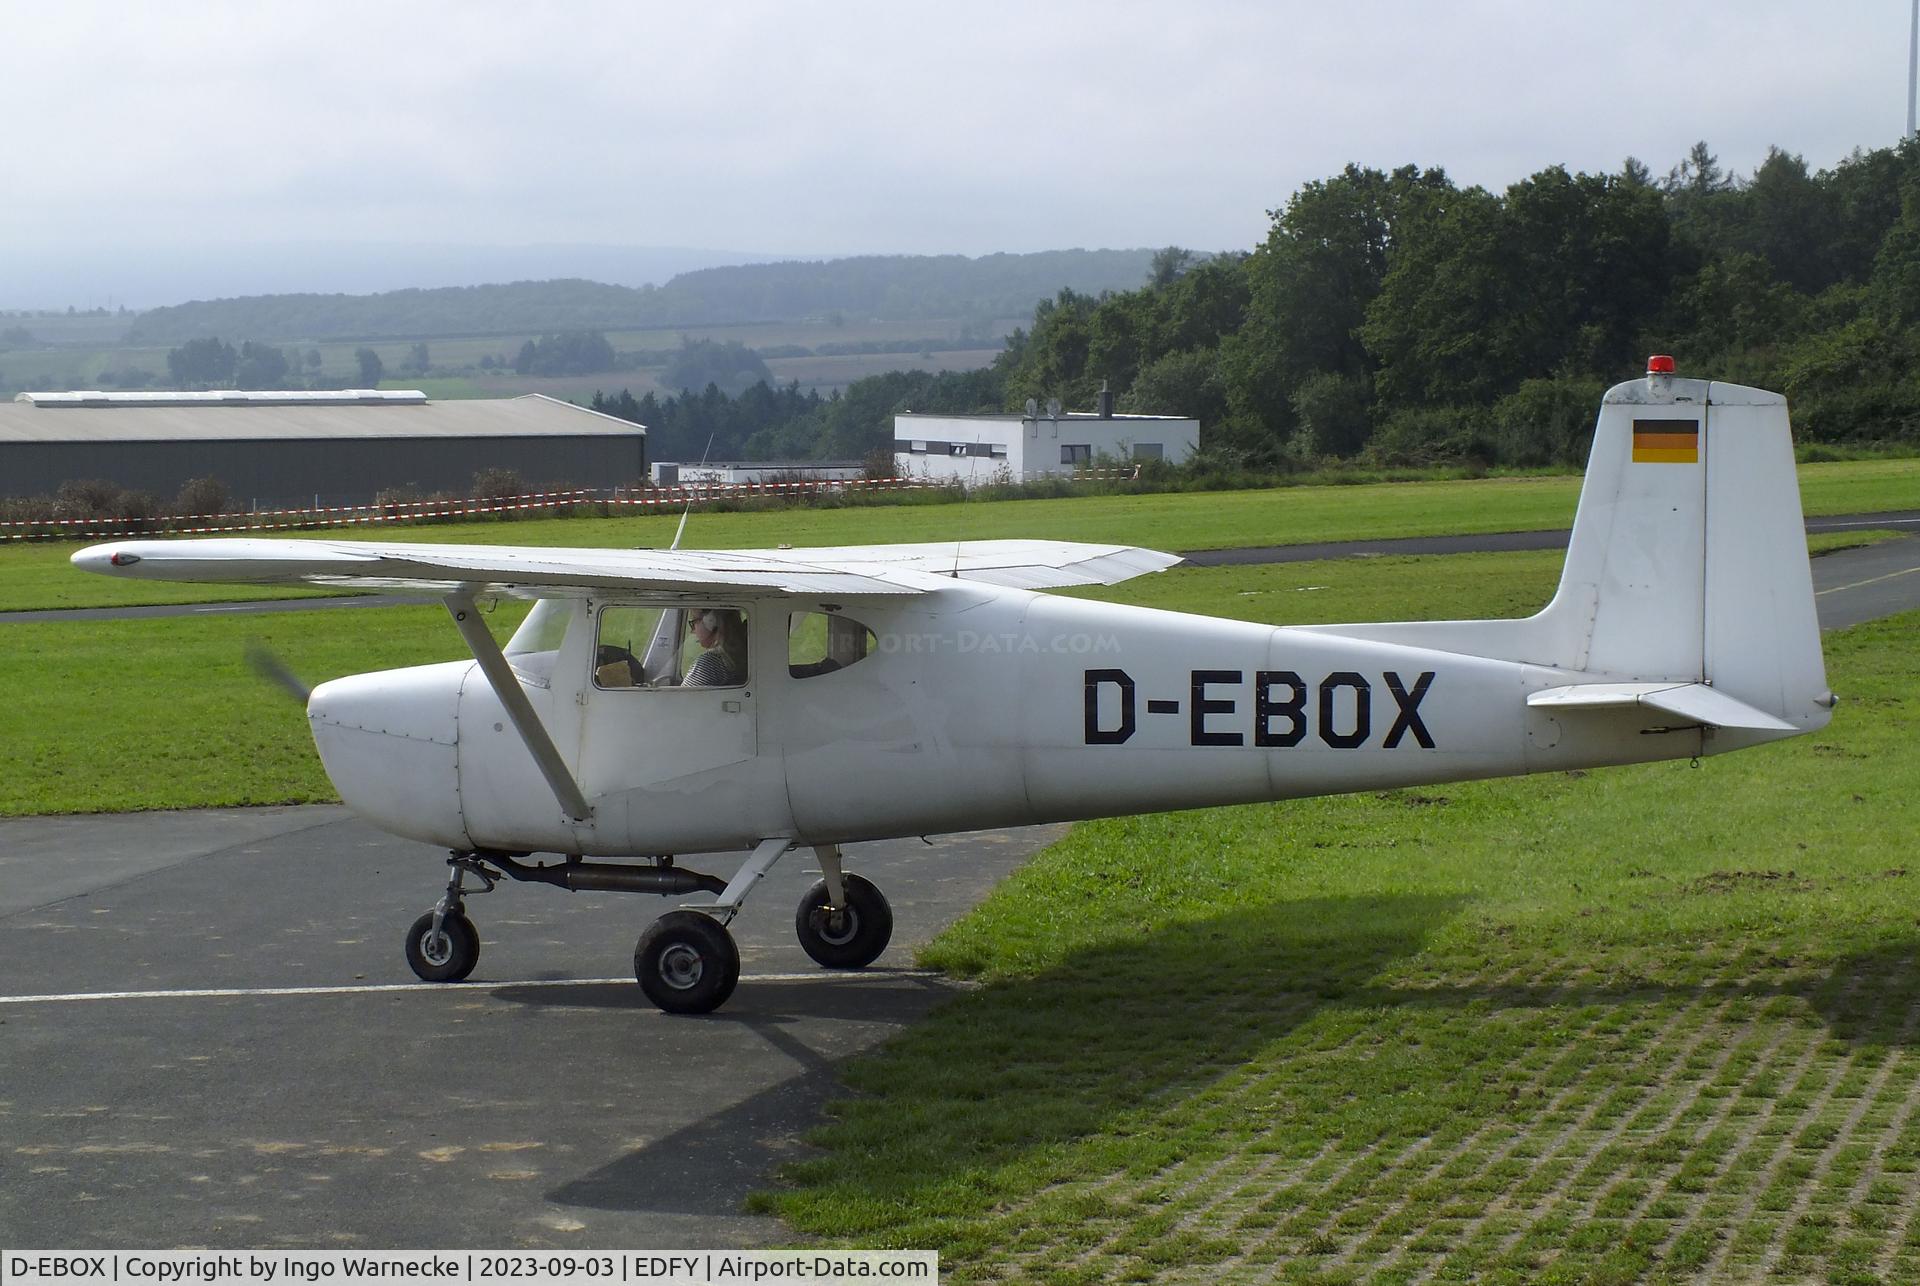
[634,838,793,1015]
[795,844,893,970]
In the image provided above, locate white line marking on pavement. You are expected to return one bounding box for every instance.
[1817,565,1920,596]
[1814,518,1920,528]
[0,971,945,1006]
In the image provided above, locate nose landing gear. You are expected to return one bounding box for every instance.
[403,858,490,982]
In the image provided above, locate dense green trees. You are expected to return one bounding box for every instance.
[166,337,237,386]
[660,338,771,395]
[515,330,617,377]
[991,139,1920,466]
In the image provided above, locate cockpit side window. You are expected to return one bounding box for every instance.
[789,611,878,678]
[594,604,749,690]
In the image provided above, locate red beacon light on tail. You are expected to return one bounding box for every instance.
[1647,355,1676,374]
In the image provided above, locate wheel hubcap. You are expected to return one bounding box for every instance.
[420,929,453,966]
[658,942,704,990]
[815,906,859,947]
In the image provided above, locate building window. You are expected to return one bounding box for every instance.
[990,445,1008,458]
[897,440,928,454]
[1132,442,1164,461]
[1061,444,1092,466]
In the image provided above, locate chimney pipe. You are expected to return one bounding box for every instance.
[1098,380,1113,419]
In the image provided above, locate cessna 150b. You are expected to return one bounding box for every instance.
[74,362,1832,1013]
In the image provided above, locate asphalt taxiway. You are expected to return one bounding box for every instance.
[0,816,1059,1248]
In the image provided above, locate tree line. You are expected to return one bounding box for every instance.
[123,250,1157,344]
[590,139,1920,470]
[999,140,1920,466]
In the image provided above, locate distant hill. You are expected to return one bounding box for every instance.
[124,250,1159,343]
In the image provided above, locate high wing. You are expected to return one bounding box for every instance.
[71,536,1182,596]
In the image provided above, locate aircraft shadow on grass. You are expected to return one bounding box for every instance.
[529,897,1920,1217]
[538,892,1464,1215]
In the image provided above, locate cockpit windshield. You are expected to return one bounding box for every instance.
[503,598,574,685]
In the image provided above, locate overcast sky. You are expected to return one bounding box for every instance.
[3,0,1914,297]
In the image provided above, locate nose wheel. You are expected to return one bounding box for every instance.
[405,909,480,982]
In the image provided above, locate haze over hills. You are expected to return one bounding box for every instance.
[121,249,1162,343]
[0,242,780,313]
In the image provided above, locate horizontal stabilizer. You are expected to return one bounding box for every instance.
[1527,682,1798,732]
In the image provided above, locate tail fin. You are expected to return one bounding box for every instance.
[1303,363,1832,742]
[1541,368,1829,738]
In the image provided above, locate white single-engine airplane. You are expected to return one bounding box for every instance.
[75,362,1832,1013]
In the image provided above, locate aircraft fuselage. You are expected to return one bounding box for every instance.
[308,583,1719,859]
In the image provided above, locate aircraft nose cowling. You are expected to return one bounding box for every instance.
[307,660,471,849]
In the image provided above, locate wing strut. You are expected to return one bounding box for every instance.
[444,592,593,822]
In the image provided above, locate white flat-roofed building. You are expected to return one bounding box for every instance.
[895,405,1199,482]
[648,460,866,486]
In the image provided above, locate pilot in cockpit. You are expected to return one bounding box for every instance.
[683,608,747,687]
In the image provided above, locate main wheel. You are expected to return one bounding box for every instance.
[795,873,893,969]
[405,910,480,982]
[634,911,740,1014]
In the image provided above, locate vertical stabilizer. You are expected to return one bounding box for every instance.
[1299,361,1831,743]
[1542,365,1830,739]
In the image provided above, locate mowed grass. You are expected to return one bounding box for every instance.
[0,602,526,816]
[754,609,1920,1285]
[4,455,1912,612]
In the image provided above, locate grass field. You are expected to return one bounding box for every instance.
[750,604,1920,1285]
[4,457,1912,613]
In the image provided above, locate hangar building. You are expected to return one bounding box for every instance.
[0,390,646,507]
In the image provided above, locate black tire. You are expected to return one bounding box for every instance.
[634,911,740,1014]
[405,910,480,982]
[795,873,893,969]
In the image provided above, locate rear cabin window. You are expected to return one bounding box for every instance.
[788,611,878,678]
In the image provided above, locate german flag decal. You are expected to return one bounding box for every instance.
[1632,419,1700,464]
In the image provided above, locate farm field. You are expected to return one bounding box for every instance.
[3,456,1913,613]
[0,316,1014,397]
[756,602,1920,1283]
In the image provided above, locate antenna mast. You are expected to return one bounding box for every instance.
[1909,0,1917,139]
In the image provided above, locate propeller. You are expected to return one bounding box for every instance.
[245,640,312,703]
